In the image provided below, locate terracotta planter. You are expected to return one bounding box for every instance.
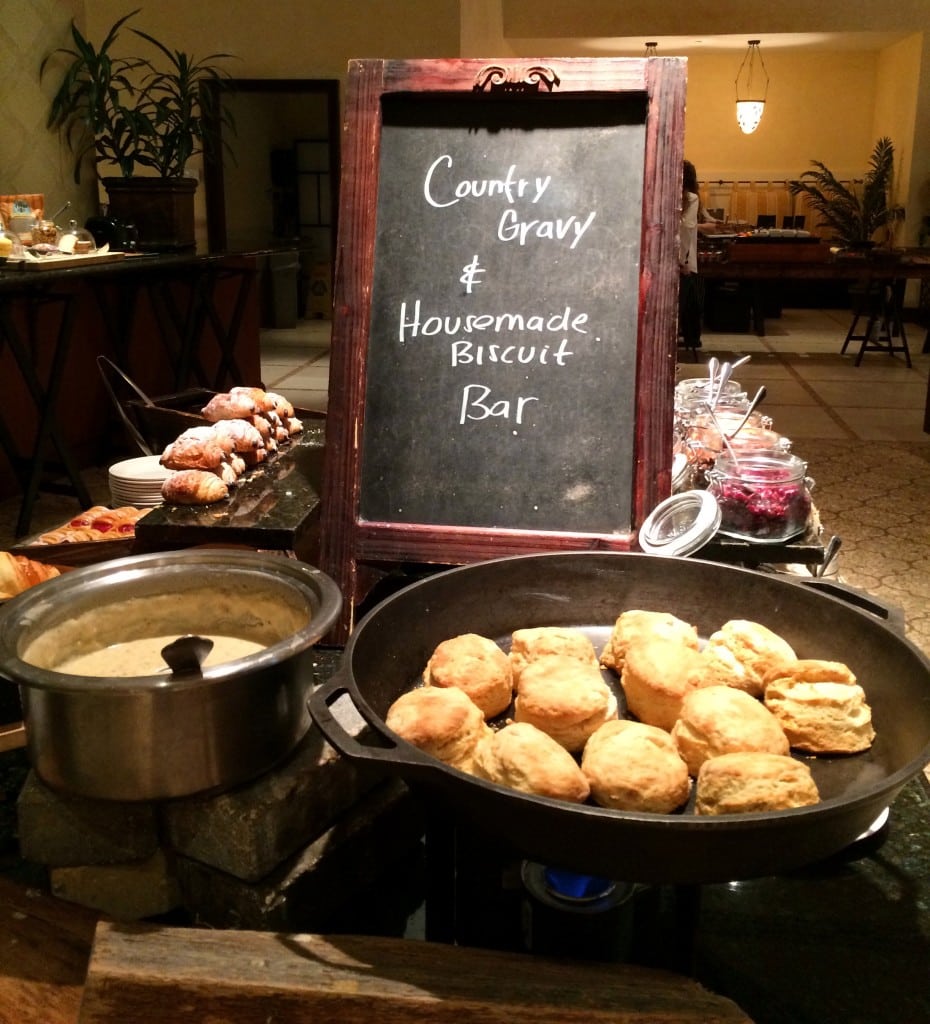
[103,176,197,251]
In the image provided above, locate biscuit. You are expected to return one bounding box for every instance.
[600,609,699,672]
[509,626,599,685]
[620,638,704,731]
[385,686,491,773]
[582,719,691,813]
[703,619,797,698]
[695,751,820,815]
[672,685,790,775]
[513,655,618,752]
[423,633,513,719]
[473,722,590,804]
[763,659,875,754]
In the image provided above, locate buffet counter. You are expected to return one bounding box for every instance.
[0,248,286,534]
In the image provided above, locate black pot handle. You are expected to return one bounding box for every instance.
[307,667,439,770]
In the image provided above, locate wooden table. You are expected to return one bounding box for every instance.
[699,247,930,339]
[0,250,267,534]
[698,246,930,433]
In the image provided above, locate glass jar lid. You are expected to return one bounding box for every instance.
[638,490,721,557]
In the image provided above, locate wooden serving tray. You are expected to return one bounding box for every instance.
[10,251,126,272]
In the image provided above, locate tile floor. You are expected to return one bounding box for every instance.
[259,306,930,445]
[260,317,332,414]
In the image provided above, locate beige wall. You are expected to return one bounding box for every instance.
[6,1,930,249]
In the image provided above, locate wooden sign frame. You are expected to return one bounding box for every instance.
[319,57,687,641]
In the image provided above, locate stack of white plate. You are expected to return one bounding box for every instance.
[108,455,172,507]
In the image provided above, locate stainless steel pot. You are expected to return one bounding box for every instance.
[308,551,930,884]
[0,549,341,801]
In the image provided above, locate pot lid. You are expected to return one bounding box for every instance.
[638,490,721,557]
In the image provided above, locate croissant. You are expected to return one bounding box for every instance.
[264,391,295,418]
[210,418,265,452]
[230,386,277,414]
[0,552,60,598]
[178,425,236,456]
[201,392,256,422]
[249,415,273,446]
[160,436,228,471]
[161,470,229,505]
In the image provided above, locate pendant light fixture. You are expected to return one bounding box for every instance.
[735,39,769,134]
[644,41,658,57]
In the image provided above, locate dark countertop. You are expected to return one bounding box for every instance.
[0,245,298,292]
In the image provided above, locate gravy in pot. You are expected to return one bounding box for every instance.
[54,634,266,677]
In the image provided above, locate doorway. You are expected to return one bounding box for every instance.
[202,78,340,321]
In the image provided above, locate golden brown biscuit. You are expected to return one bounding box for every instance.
[423,633,513,719]
[695,752,820,815]
[599,609,699,672]
[582,719,691,813]
[509,626,599,685]
[672,685,790,775]
[702,619,797,698]
[763,659,875,754]
[473,722,590,804]
[621,638,704,732]
[385,686,491,773]
[513,656,618,752]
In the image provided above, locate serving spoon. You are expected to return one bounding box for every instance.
[726,385,767,440]
[161,635,215,676]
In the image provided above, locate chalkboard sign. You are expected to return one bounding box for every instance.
[361,94,644,533]
[320,58,687,639]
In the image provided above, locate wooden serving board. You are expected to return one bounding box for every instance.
[0,876,99,1024]
[78,922,754,1023]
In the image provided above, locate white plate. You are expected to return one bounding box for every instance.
[109,455,171,483]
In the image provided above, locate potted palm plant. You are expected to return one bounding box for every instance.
[788,137,904,250]
[41,9,234,250]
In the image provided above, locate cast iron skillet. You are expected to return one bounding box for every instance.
[308,551,930,883]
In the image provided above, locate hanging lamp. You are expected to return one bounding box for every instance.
[735,39,769,134]
[644,41,658,57]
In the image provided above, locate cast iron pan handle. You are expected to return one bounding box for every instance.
[307,668,442,771]
[799,577,905,634]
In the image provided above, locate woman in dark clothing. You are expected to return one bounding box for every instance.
[679,159,717,351]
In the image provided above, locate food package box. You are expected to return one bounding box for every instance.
[306,261,332,319]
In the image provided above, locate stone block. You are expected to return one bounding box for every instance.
[161,720,386,883]
[50,849,181,921]
[175,778,426,933]
[16,771,159,867]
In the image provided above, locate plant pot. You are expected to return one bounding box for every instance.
[103,176,197,251]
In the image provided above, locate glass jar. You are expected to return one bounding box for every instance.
[683,409,781,488]
[674,377,745,405]
[32,219,61,247]
[673,382,747,439]
[707,449,813,543]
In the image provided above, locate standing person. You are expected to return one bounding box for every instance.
[679,159,707,351]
